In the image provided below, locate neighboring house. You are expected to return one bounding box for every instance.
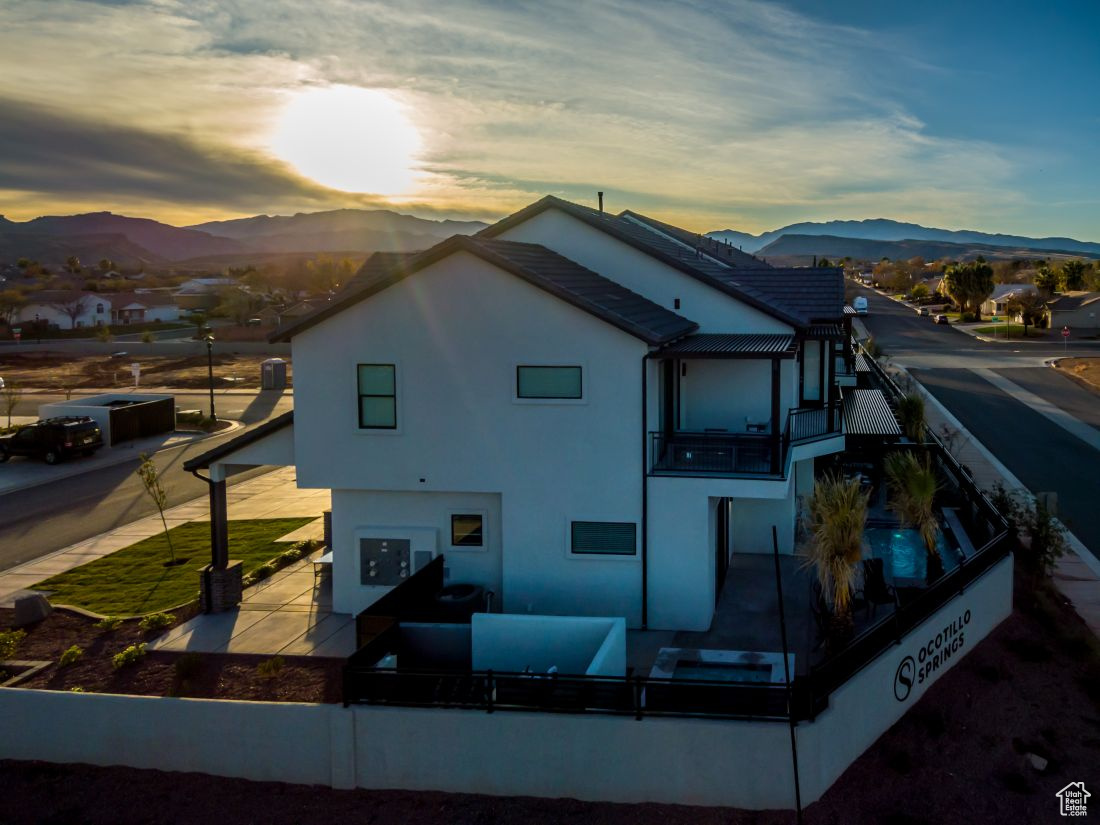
[980,283,1038,319]
[109,292,181,324]
[1046,291,1100,335]
[18,290,111,328]
[195,195,853,632]
[174,277,238,311]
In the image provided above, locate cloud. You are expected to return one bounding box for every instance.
[0,0,1028,232]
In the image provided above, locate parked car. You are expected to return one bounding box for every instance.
[0,416,104,464]
[934,314,949,325]
[917,307,929,316]
[853,296,869,315]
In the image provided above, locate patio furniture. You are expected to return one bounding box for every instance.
[854,558,897,619]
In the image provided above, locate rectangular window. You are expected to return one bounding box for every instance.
[517,365,582,399]
[570,521,636,556]
[358,363,396,429]
[451,514,484,547]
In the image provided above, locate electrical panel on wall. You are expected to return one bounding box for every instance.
[359,537,411,586]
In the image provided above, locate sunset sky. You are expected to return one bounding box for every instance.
[1,0,1097,238]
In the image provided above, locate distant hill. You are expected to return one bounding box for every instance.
[188,208,488,253]
[0,212,244,261]
[0,232,167,269]
[754,234,1100,266]
[708,218,1100,257]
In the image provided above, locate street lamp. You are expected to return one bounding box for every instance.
[203,326,216,421]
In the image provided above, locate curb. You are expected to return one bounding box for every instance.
[0,420,243,498]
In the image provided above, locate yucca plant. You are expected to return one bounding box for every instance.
[884,450,940,558]
[802,473,870,645]
[895,393,926,443]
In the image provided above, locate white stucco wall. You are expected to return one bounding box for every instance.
[495,209,793,334]
[470,614,626,676]
[680,359,772,432]
[20,298,109,329]
[213,424,294,470]
[293,251,647,624]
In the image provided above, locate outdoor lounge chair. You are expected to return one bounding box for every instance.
[854,558,897,619]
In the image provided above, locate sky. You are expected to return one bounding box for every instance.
[0,0,1097,238]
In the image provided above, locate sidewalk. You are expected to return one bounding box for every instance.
[0,421,242,496]
[0,466,329,608]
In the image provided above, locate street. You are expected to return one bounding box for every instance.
[857,288,1100,558]
[0,389,294,572]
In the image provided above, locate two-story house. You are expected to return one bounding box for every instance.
[201,195,849,632]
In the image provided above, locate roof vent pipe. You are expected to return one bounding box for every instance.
[597,191,604,212]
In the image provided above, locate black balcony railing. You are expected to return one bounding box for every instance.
[650,430,777,475]
[788,401,842,444]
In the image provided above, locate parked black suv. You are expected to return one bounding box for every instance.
[0,416,105,464]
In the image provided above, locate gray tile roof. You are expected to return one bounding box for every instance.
[183,410,294,471]
[657,333,796,357]
[480,196,844,327]
[344,251,420,292]
[272,235,697,346]
[618,210,769,269]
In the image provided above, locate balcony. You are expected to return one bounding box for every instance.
[649,402,843,477]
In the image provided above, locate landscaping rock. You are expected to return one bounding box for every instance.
[13,593,52,627]
[1024,752,1048,772]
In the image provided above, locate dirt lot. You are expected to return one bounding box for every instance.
[1053,357,1100,395]
[0,352,292,390]
[4,568,1100,824]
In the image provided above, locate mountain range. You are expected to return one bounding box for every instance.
[0,209,489,268]
[708,218,1100,257]
[2,207,1097,271]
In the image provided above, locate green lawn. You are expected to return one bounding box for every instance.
[973,323,1042,337]
[33,518,313,615]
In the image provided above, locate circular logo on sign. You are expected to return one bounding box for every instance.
[894,656,915,702]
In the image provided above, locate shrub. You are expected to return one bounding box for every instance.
[59,644,84,667]
[864,337,883,358]
[988,483,1067,577]
[69,686,85,693]
[112,643,147,670]
[174,652,204,682]
[139,612,175,633]
[895,393,927,442]
[256,655,285,679]
[141,330,155,344]
[95,616,123,631]
[0,629,26,660]
[251,563,275,582]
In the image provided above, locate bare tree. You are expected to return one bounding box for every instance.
[2,383,22,428]
[50,295,92,329]
[137,453,176,564]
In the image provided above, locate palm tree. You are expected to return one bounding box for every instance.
[802,473,869,645]
[884,451,941,567]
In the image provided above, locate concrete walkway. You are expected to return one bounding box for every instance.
[0,466,329,608]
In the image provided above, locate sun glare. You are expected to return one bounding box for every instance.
[270,85,422,195]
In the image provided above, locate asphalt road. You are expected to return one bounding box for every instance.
[0,388,294,572]
[858,287,1100,559]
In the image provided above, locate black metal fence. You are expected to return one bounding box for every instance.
[788,401,842,444]
[650,431,776,475]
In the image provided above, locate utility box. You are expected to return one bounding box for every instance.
[261,357,288,390]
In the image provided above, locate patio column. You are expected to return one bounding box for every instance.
[770,357,781,473]
[199,462,241,614]
[209,463,229,569]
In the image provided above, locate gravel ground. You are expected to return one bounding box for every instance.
[4,570,1099,824]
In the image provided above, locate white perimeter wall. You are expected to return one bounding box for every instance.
[0,555,1012,809]
[495,209,793,335]
[293,251,646,624]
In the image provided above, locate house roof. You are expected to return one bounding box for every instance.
[987,283,1037,302]
[479,196,843,327]
[618,210,768,269]
[25,290,105,305]
[656,333,796,358]
[345,251,420,291]
[109,291,176,308]
[1047,291,1100,311]
[183,411,294,472]
[271,235,698,346]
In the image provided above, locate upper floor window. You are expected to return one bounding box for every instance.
[516,365,582,399]
[357,364,396,429]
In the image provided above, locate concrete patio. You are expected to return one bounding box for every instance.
[148,549,355,658]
